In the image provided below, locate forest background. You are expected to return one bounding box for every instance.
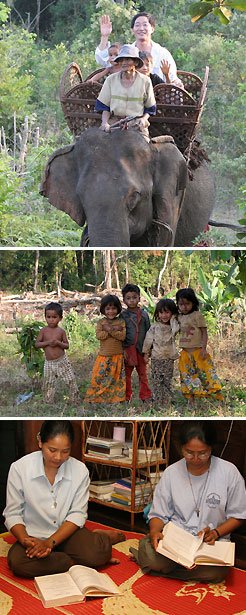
[0,249,245,416]
[0,0,246,247]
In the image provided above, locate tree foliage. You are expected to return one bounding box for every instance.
[1,249,245,296]
[0,0,245,244]
[17,322,44,378]
[189,0,246,25]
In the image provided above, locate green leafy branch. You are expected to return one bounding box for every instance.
[17,321,44,378]
[189,0,246,25]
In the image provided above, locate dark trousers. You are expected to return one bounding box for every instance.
[125,350,151,401]
[7,527,112,578]
[137,535,230,583]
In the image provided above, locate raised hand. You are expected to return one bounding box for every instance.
[160,59,171,81]
[99,15,112,38]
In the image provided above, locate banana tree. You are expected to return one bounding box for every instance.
[196,265,242,319]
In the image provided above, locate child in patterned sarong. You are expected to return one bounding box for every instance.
[142,298,179,406]
[35,302,79,404]
[176,288,223,404]
[85,294,126,403]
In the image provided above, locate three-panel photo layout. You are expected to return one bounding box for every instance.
[0,2,246,614]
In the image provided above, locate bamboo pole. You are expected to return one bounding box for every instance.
[157,250,169,294]
[18,116,29,172]
[1,126,7,153]
[13,111,16,171]
[34,126,40,148]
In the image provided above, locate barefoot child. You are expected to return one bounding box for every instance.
[85,294,126,403]
[35,302,79,404]
[176,288,223,403]
[121,284,151,403]
[142,298,179,405]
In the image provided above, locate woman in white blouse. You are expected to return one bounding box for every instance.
[4,420,124,578]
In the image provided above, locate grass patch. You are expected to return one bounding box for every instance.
[0,326,245,417]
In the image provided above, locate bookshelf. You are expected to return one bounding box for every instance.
[81,420,170,527]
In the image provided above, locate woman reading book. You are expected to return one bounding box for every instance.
[132,421,246,583]
[4,420,125,578]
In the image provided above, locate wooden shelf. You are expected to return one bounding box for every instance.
[81,420,170,528]
[83,455,168,468]
[88,497,146,514]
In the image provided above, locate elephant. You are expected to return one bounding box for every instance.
[40,128,215,247]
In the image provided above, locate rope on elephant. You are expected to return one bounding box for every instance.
[184,139,210,180]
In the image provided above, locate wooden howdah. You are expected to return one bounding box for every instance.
[60,62,209,153]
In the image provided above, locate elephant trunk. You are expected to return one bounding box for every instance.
[88,219,130,247]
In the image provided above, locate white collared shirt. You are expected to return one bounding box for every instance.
[3,451,89,539]
[95,40,177,81]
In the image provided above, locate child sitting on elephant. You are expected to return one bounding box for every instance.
[87,42,121,83]
[94,44,156,139]
[138,51,184,89]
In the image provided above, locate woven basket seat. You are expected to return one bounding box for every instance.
[177,70,203,103]
[60,62,209,149]
[149,84,197,151]
[84,68,108,83]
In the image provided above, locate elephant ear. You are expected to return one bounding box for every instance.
[39,144,85,227]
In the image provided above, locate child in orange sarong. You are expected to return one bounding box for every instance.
[176,288,223,405]
[85,294,126,403]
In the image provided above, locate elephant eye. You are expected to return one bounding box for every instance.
[127,190,141,212]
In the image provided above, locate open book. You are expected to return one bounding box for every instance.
[156,521,235,568]
[34,564,122,608]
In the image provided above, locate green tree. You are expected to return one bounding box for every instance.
[189,0,246,25]
[0,25,36,132]
[0,1,10,23]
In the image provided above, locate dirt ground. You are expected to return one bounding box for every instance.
[1,341,245,418]
[1,291,245,418]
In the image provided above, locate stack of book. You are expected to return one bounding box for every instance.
[89,481,115,501]
[86,437,125,459]
[140,469,164,487]
[128,447,163,463]
[111,477,152,508]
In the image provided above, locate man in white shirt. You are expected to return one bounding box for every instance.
[95,12,178,82]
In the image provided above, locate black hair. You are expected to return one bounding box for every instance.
[131,12,156,29]
[122,283,140,298]
[39,420,74,444]
[100,294,122,315]
[179,421,217,450]
[154,298,178,321]
[176,288,199,312]
[45,302,63,318]
[109,42,121,51]
[139,50,153,63]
